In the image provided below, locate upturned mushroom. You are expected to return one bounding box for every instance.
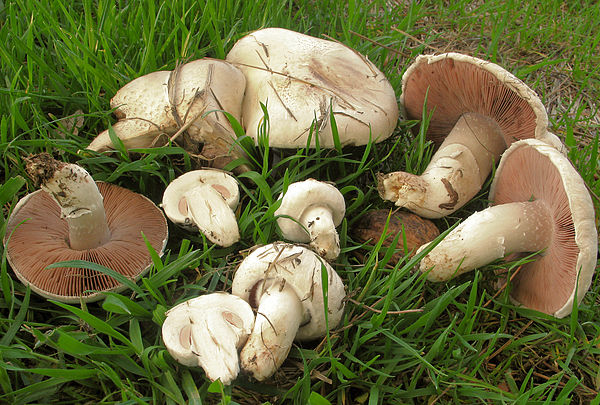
[417,139,598,318]
[232,242,346,381]
[161,169,240,246]
[274,179,345,261]
[226,27,398,148]
[87,58,249,171]
[3,154,168,302]
[161,293,255,385]
[378,52,565,218]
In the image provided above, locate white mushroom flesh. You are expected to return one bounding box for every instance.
[185,184,240,247]
[162,169,240,231]
[162,293,254,385]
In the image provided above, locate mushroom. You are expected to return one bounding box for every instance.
[87,58,249,171]
[161,169,240,247]
[161,293,255,385]
[378,52,565,218]
[232,242,346,381]
[3,154,168,302]
[274,179,345,260]
[226,27,398,148]
[417,139,598,318]
[351,209,440,263]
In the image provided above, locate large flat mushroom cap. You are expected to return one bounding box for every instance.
[4,182,168,302]
[226,27,398,148]
[489,139,597,318]
[401,53,548,146]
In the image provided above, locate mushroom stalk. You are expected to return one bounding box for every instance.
[240,279,303,381]
[26,156,111,250]
[418,199,553,282]
[379,113,507,218]
[300,205,340,260]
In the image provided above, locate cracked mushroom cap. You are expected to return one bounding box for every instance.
[4,182,168,302]
[88,58,248,170]
[161,293,255,385]
[231,242,346,340]
[162,169,240,231]
[226,27,398,148]
[401,53,551,147]
[489,139,597,318]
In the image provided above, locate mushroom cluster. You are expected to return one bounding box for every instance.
[162,242,346,383]
[5,26,596,392]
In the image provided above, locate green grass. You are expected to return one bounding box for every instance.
[1,0,599,404]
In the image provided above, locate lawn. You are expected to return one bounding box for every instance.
[1,0,599,403]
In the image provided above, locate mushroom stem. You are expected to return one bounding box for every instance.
[26,155,111,250]
[379,113,507,218]
[240,279,303,381]
[418,199,553,282]
[300,205,340,260]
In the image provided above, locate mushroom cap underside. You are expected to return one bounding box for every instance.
[4,182,168,302]
[401,52,548,146]
[489,139,597,318]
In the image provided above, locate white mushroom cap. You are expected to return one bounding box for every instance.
[232,242,346,340]
[161,293,255,385]
[162,169,240,231]
[275,179,345,260]
[226,28,398,148]
[88,58,248,171]
[231,242,345,380]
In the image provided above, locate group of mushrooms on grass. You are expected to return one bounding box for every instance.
[4,28,598,385]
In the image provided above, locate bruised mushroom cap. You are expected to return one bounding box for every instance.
[489,138,597,318]
[401,52,551,146]
[4,183,168,302]
[231,242,345,340]
[162,169,240,231]
[275,179,345,242]
[161,292,254,385]
[226,27,398,148]
[88,58,248,171]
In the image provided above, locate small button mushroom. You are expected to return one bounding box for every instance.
[379,53,565,218]
[226,28,398,149]
[417,139,597,318]
[274,179,345,261]
[232,242,346,381]
[3,153,168,302]
[161,293,255,385]
[161,169,240,247]
[87,58,249,172]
